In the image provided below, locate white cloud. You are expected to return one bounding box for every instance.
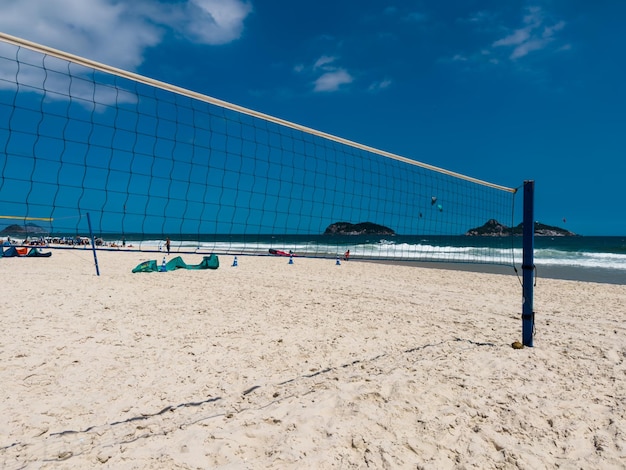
[0,0,252,107]
[522,6,543,29]
[0,0,252,70]
[174,0,253,45]
[314,55,337,70]
[491,6,565,60]
[368,79,392,92]
[314,69,353,92]
[510,38,547,59]
[0,0,155,70]
[493,28,531,47]
[305,55,355,93]
[543,21,565,39]
[450,6,566,68]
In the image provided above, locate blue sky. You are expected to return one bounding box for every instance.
[1,0,624,236]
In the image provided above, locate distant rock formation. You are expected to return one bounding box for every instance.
[465,219,509,236]
[0,223,48,235]
[466,219,576,237]
[530,222,577,237]
[324,222,395,236]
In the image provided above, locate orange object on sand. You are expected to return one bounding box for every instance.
[16,247,27,255]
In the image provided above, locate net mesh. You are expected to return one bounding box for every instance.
[0,34,517,264]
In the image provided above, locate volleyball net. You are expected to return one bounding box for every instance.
[0,33,519,264]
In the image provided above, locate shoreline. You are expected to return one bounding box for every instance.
[359,259,626,285]
[4,240,624,285]
[6,242,624,285]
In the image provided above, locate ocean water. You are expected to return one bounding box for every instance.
[92,233,626,284]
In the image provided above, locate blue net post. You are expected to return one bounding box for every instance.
[86,213,100,276]
[522,180,535,346]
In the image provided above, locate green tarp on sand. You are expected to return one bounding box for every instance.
[26,247,52,257]
[132,255,219,273]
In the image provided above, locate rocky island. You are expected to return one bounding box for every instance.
[0,223,48,236]
[324,222,395,236]
[466,219,576,237]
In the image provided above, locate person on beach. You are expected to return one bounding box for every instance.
[343,250,350,261]
[166,237,171,255]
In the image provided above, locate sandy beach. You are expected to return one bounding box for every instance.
[1,248,625,469]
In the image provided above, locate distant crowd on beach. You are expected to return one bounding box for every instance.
[2,236,100,247]
[2,235,170,251]
[3,236,49,246]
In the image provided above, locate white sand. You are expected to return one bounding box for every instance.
[1,249,625,469]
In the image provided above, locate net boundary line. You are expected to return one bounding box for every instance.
[0,32,516,193]
[0,215,54,221]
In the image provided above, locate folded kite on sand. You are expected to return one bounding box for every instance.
[132,254,219,273]
[268,248,294,256]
